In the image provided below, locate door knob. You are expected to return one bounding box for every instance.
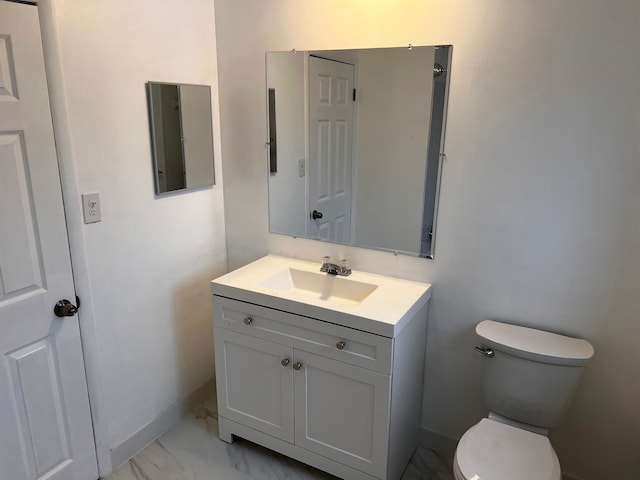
[293,362,302,370]
[54,299,78,317]
[281,358,290,367]
[311,210,323,220]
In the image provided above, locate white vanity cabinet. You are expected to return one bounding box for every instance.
[212,255,431,480]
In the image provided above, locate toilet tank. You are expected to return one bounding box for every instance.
[476,320,594,429]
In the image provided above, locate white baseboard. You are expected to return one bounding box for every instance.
[109,379,215,472]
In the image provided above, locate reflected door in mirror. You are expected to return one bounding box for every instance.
[308,57,354,243]
[150,84,185,192]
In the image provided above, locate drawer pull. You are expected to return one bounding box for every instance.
[336,341,346,350]
[243,316,253,325]
[293,362,303,371]
[281,358,290,367]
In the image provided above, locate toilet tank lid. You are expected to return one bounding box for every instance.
[476,320,594,366]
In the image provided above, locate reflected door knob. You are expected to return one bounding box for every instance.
[293,362,302,370]
[311,210,323,220]
[54,299,78,317]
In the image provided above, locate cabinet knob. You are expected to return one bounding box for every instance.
[293,362,302,371]
[336,341,346,350]
[243,316,253,325]
[281,358,290,367]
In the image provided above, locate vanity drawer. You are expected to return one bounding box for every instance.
[213,296,393,375]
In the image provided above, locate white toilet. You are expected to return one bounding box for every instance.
[453,320,594,480]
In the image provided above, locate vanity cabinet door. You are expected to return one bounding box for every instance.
[214,328,294,442]
[293,350,391,478]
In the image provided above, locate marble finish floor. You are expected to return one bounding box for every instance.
[104,396,453,480]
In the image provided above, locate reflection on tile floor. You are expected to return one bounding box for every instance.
[104,396,453,480]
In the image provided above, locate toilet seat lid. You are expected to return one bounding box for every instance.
[455,418,561,480]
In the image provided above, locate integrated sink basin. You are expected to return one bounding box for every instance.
[211,255,432,337]
[258,268,378,306]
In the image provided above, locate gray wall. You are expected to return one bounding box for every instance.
[214,1,640,478]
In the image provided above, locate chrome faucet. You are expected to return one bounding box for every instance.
[320,257,351,276]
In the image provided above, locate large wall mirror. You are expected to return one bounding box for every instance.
[147,82,215,195]
[266,45,452,258]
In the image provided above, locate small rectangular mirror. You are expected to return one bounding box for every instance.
[147,82,215,195]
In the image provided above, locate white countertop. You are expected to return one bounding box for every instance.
[211,255,432,337]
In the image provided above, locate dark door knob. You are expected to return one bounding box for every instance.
[311,210,323,220]
[54,299,78,317]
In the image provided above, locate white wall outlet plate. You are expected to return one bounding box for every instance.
[82,192,102,224]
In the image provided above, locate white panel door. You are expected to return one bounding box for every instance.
[214,328,295,442]
[0,3,97,480]
[293,350,391,478]
[308,56,354,243]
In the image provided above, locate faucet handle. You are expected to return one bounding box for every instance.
[340,259,351,273]
[321,256,332,272]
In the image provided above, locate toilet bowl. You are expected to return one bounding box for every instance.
[453,320,594,480]
[453,418,561,480]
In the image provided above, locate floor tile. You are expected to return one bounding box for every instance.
[104,398,453,480]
